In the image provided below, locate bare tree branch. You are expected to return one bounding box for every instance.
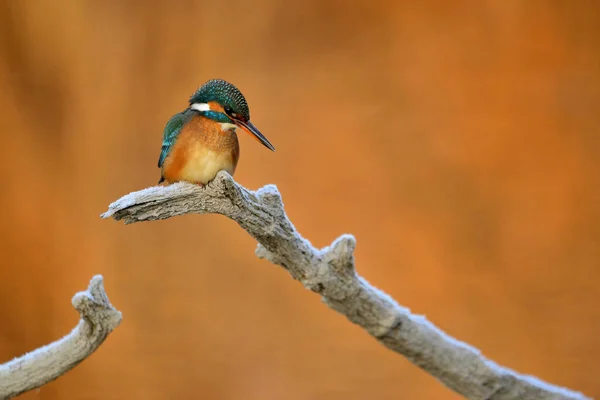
[102,171,589,400]
[0,275,121,399]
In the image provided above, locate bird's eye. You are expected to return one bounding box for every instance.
[224,106,233,114]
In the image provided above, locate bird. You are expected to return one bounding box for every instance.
[157,79,275,185]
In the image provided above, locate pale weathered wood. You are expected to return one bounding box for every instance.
[0,276,121,399]
[101,171,589,400]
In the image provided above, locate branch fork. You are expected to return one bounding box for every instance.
[101,171,589,400]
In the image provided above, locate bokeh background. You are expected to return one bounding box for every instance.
[1,1,598,399]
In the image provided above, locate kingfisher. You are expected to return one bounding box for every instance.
[157,79,275,185]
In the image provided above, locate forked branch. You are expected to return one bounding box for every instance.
[102,171,588,400]
[0,276,121,399]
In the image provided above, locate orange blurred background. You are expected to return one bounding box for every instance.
[0,1,598,399]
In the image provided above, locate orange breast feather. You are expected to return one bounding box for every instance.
[162,115,239,185]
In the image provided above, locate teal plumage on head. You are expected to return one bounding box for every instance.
[189,79,250,121]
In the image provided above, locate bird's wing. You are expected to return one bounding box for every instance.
[157,112,186,169]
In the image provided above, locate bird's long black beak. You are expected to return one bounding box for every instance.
[234,119,275,151]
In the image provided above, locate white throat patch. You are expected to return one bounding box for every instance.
[220,122,237,132]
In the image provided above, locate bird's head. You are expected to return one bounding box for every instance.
[189,79,275,151]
